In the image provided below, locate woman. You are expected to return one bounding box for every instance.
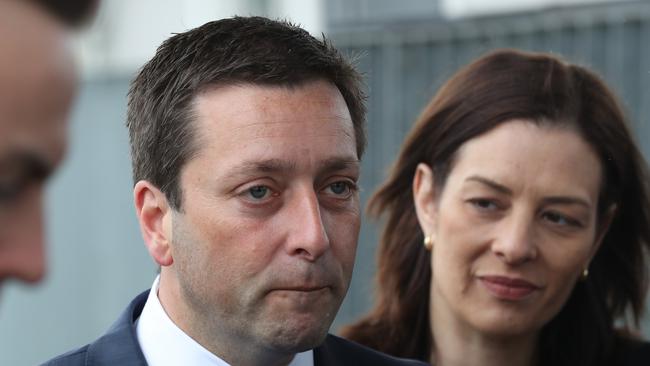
[342,49,650,366]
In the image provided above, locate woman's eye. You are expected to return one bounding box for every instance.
[247,185,270,200]
[542,211,581,227]
[469,198,498,211]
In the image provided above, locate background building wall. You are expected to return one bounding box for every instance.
[0,1,647,365]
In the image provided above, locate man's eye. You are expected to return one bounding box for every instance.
[0,181,25,204]
[324,181,356,198]
[330,182,349,195]
[247,185,270,200]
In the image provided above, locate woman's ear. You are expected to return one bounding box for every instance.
[133,180,174,267]
[413,163,438,239]
[589,204,618,260]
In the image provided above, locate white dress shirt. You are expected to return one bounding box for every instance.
[136,275,314,366]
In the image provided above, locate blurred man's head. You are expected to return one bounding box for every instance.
[0,0,95,285]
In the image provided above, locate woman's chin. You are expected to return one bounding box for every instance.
[465,308,545,340]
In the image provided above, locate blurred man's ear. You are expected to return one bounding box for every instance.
[134,180,174,267]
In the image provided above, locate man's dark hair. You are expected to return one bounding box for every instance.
[32,0,98,27]
[127,16,366,210]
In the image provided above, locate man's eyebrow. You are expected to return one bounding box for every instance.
[0,150,53,182]
[317,157,360,173]
[230,157,360,177]
[465,175,512,195]
[234,159,297,175]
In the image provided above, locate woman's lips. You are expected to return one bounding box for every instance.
[479,275,540,301]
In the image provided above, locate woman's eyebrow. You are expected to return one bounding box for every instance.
[542,196,592,210]
[464,175,512,195]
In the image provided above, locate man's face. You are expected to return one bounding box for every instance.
[163,80,360,360]
[0,1,76,286]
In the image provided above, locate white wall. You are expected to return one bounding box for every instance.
[75,0,325,78]
[442,0,625,18]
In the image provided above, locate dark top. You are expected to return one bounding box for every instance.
[41,290,428,366]
[612,335,650,365]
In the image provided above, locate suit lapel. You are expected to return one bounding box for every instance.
[85,291,149,366]
[313,335,343,366]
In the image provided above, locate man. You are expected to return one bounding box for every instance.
[0,0,96,288]
[44,16,427,366]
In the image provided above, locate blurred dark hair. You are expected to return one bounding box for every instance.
[32,0,99,27]
[341,49,650,366]
[127,16,366,210]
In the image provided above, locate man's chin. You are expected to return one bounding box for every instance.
[260,316,331,354]
[253,290,343,352]
[272,330,328,354]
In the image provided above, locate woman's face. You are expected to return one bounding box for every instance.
[414,120,608,338]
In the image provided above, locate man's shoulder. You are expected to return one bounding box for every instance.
[40,290,150,366]
[317,334,428,366]
[41,345,90,366]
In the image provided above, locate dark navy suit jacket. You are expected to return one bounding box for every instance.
[42,290,428,366]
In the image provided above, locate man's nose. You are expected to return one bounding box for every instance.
[284,187,330,261]
[0,188,46,284]
[491,212,537,265]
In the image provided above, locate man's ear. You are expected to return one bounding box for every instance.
[413,163,438,240]
[134,180,174,267]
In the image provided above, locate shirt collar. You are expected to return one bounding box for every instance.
[136,275,314,366]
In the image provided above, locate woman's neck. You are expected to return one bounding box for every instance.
[430,305,539,366]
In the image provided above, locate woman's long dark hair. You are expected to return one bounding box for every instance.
[341,49,650,365]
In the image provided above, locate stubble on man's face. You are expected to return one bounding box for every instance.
[159,80,360,365]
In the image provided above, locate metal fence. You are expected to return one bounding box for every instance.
[331,0,650,336]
